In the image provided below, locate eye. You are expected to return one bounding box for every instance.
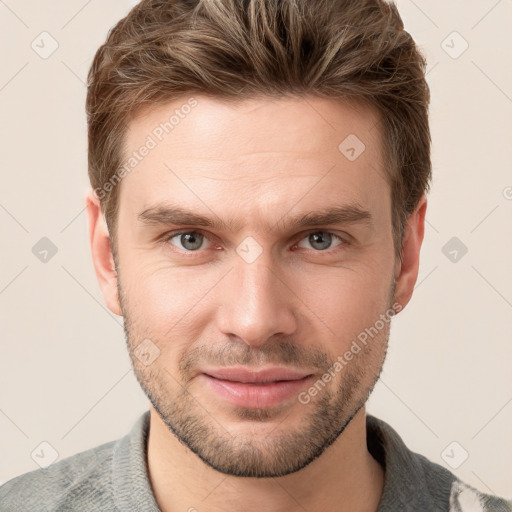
[167,231,212,252]
[163,229,348,255]
[296,231,345,251]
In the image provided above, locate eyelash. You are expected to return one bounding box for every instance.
[161,229,350,255]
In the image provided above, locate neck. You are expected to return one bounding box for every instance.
[147,406,384,512]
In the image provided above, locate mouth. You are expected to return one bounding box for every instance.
[202,366,313,383]
[200,367,315,409]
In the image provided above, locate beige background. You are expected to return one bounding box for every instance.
[1,0,511,499]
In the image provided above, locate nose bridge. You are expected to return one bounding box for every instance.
[238,255,276,308]
[217,249,297,346]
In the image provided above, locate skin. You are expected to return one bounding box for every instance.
[86,94,426,512]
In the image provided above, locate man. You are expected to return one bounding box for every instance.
[1,0,510,510]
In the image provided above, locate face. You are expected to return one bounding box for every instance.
[104,95,409,478]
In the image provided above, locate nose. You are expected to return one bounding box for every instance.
[216,253,298,347]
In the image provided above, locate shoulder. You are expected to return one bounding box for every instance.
[413,453,512,511]
[449,480,512,512]
[366,414,512,511]
[0,439,116,511]
[409,445,512,511]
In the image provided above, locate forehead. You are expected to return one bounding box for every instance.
[119,94,388,226]
[126,94,382,161]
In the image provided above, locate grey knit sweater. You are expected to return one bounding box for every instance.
[1,411,510,511]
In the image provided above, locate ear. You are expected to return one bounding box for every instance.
[85,188,122,316]
[393,194,427,311]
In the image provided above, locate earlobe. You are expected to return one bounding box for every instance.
[392,195,427,311]
[85,189,123,317]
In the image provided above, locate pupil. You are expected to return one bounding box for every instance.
[182,233,201,250]
[310,232,331,250]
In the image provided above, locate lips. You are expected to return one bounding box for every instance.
[200,367,315,409]
[202,366,313,384]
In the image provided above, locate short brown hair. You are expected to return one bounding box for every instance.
[86,0,431,261]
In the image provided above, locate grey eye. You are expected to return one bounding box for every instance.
[297,232,342,251]
[169,232,207,251]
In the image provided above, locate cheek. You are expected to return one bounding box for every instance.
[122,267,210,379]
[296,263,393,348]
[121,257,222,336]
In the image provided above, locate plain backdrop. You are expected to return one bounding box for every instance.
[1,0,511,499]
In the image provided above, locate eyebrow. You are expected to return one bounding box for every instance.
[137,202,373,232]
